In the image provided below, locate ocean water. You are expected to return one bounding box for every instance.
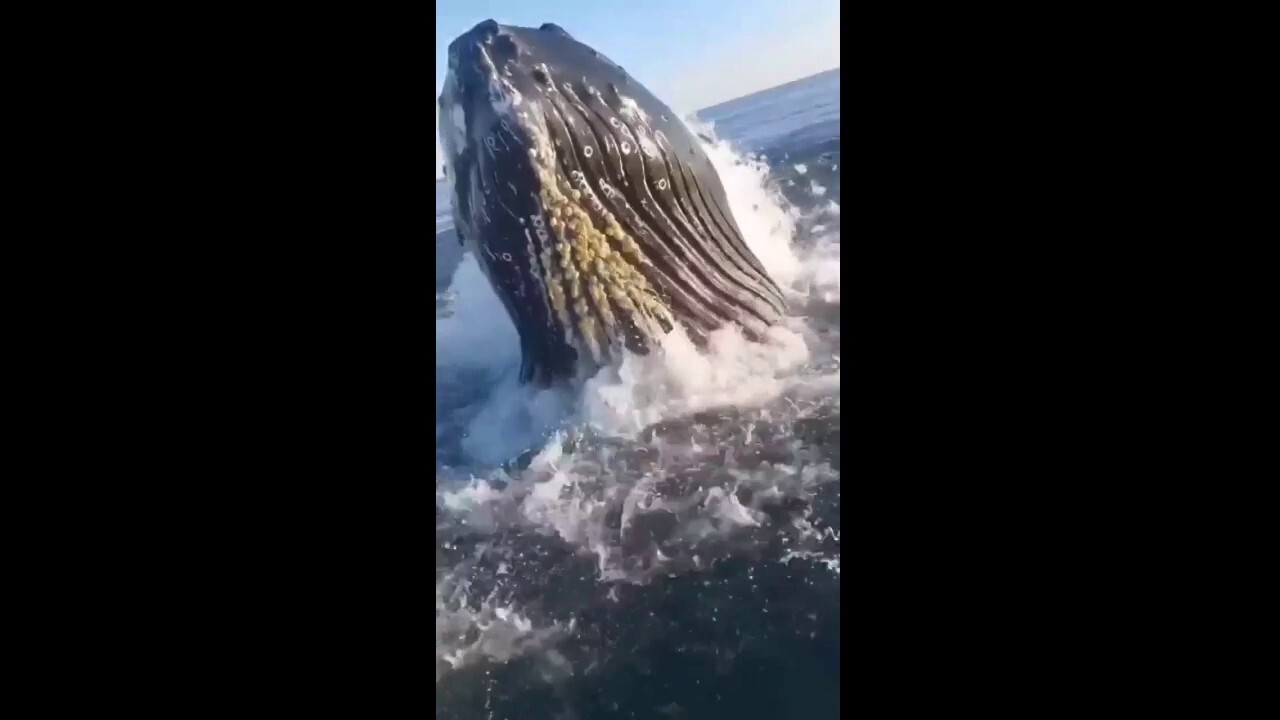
[436,68,841,718]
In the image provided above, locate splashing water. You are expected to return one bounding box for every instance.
[435,76,841,716]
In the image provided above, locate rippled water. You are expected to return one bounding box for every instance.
[436,68,841,718]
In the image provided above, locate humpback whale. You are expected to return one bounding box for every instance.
[439,20,787,385]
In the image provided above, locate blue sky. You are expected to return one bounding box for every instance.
[436,0,839,175]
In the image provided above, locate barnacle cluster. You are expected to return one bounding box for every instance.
[526,143,672,362]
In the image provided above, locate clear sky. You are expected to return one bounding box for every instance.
[435,0,840,177]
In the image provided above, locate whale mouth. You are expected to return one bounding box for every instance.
[440,21,787,385]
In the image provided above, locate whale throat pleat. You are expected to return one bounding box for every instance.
[536,81,785,353]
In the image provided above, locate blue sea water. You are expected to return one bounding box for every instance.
[437,68,841,718]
